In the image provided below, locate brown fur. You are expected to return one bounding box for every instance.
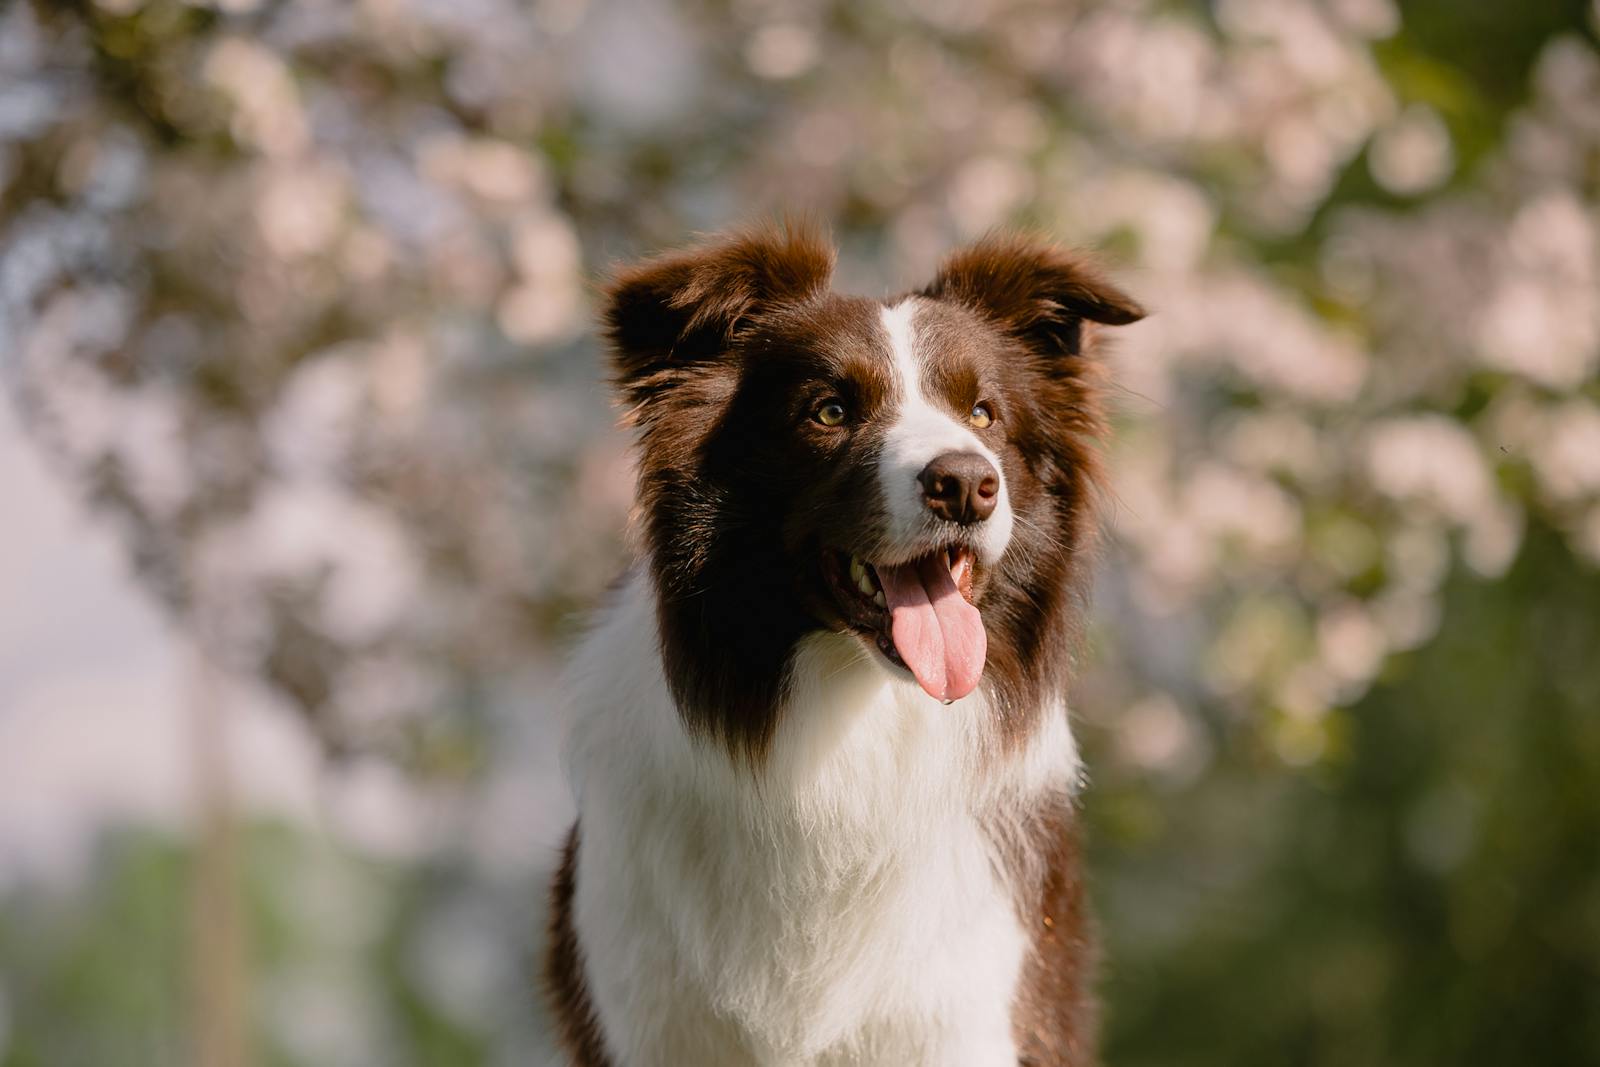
[543,824,613,1067]
[606,221,837,418]
[1006,799,1102,1066]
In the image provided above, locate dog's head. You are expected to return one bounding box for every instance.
[605,223,1143,756]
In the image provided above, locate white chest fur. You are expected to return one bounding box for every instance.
[561,574,1081,1066]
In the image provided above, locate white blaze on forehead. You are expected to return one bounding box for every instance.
[877,299,1014,564]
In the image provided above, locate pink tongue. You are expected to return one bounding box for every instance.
[877,555,987,702]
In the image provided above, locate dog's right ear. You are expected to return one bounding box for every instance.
[921,234,1145,362]
[603,223,836,411]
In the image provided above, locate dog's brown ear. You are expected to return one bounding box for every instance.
[921,234,1144,358]
[604,222,835,409]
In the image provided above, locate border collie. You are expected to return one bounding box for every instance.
[544,223,1144,1066]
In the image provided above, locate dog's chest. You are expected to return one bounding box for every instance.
[563,592,1064,1065]
[574,779,1029,1066]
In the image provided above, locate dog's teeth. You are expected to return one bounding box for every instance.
[873,590,886,608]
[850,556,876,596]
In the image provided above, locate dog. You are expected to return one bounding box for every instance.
[544,223,1144,1066]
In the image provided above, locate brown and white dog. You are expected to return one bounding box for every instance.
[544,224,1144,1066]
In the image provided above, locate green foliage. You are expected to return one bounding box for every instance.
[1090,523,1600,1065]
[0,831,187,1066]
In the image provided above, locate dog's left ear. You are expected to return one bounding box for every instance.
[920,234,1145,358]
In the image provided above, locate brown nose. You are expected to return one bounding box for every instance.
[918,451,1000,525]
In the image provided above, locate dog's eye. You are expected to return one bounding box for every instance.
[969,403,994,429]
[814,401,848,427]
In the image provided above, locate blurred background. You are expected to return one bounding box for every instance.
[2,0,1599,1063]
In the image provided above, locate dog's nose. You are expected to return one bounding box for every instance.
[918,451,1000,525]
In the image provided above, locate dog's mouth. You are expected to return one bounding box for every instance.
[821,546,986,703]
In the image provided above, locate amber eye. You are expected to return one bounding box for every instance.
[815,401,847,427]
[969,403,994,429]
